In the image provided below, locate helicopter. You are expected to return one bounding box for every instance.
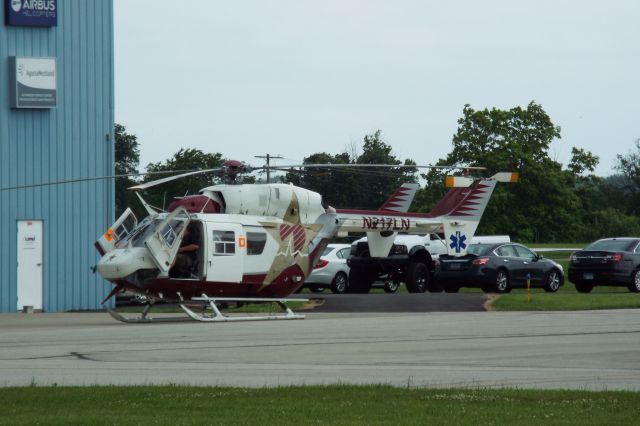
[94,161,517,322]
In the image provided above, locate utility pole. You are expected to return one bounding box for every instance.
[254,154,283,183]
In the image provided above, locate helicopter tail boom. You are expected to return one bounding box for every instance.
[335,173,516,257]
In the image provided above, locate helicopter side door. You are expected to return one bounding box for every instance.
[206,223,243,283]
[95,208,137,255]
[144,207,190,273]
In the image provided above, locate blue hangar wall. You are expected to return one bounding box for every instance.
[0,0,115,312]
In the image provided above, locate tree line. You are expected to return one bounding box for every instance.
[115,102,640,243]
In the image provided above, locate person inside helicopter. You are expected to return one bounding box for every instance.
[170,224,200,278]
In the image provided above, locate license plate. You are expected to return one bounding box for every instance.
[583,272,594,280]
[449,263,461,270]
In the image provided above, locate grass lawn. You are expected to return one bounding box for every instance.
[490,290,640,311]
[2,386,639,425]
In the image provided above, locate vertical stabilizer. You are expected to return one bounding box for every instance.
[368,183,420,256]
[441,179,499,256]
[379,183,420,213]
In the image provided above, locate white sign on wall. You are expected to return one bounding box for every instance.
[9,56,57,109]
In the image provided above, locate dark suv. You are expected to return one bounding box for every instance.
[568,238,640,293]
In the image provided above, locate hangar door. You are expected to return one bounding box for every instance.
[17,220,43,311]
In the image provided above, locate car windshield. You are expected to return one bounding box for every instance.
[467,244,493,256]
[585,239,637,252]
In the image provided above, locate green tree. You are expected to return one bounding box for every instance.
[114,123,140,216]
[568,147,599,176]
[446,102,561,172]
[286,152,353,207]
[286,130,417,209]
[582,208,640,240]
[354,130,417,209]
[415,102,600,242]
[614,139,640,214]
[143,148,225,211]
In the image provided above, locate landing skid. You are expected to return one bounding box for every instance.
[104,295,309,323]
[105,302,154,323]
[104,303,192,323]
[180,295,309,322]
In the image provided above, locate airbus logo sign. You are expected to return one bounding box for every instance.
[5,0,57,27]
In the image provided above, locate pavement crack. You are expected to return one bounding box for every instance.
[69,351,97,362]
[0,352,98,362]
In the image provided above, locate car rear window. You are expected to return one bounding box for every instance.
[322,247,334,256]
[496,245,519,257]
[467,244,493,255]
[585,239,637,252]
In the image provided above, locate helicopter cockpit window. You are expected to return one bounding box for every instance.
[160,217,187,248]
[246,232,267,255]
[130,217,158,247]
[129,213,188,249]
[213,230,236,255]
[113,213,137,245]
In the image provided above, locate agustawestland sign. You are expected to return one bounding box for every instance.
[5,0,57,27]
[9,56,57,109]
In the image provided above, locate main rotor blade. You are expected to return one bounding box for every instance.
[0,170,195,192]
[270,164,485,170]
[128,168,223,191]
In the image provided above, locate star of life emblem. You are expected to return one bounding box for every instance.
[449,231,467,253]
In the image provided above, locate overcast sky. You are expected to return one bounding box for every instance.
[114,0,639,177]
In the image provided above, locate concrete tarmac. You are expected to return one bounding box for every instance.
[311,292,486,312]
[0,309,639,390]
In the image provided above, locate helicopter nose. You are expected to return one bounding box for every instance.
[96,247,157,280]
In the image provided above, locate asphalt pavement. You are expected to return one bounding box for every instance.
[1,308,639,390]
[307,292,486,312]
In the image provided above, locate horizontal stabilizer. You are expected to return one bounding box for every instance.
[445,176,474,188]
[490,172,519,183]
[445,172,519,187]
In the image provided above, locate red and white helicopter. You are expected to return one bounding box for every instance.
[95,161,517,322]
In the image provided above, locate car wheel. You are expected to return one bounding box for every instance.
[494,269,510,293]
[310,285,324,293]
[544,269,562,293]
[383,281,400,293]
[574,281,593,293]
[348,267,373,294]
[444,286,460,293]
[629,269,640,293]
[406,263,429,293]
[330,272,349,294]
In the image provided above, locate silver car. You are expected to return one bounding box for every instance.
[303,244,351,294]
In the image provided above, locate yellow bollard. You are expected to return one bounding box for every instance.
[527,273,532,303]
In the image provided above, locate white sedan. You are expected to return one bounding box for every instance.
[303,244,351,294]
